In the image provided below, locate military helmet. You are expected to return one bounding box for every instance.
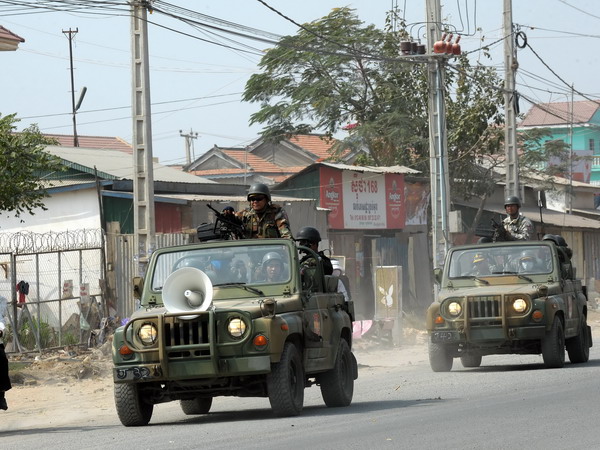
[504,196,521,207]
[247,183,271,201]
[262,252,283,266]
[296,226,321,243]
[519,250,536,261]
[542,234,567,247]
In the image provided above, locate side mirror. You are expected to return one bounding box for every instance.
[133,276,144,299]
[433,268,442,285]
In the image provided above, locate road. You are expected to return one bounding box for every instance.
[2,334,599,450]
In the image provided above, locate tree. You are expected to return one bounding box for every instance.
[0,113,64,217]
[243,8,572,235]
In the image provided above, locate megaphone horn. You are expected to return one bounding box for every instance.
[162,267,213,319]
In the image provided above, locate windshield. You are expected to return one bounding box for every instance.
[448,245,553,279]
[151,243,292,291]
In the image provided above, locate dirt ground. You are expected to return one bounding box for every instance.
[1,309,599,430]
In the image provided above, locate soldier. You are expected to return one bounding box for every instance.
[502,196,534,241]
[296,227,333,276]
[236,183,293,239]
[471,252,491,276]
[261,252,287,282]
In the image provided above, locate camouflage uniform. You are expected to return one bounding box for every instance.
[300,251,334,276]
[502,214,534,241]
[236,203,293,239]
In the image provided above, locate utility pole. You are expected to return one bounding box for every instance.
[425,0,451,269]
[503,0,520,199]
[179,129,199,166]
[62,27,79,147]
[130,1,156,275]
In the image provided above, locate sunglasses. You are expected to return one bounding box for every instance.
[249,196,266,202]
[298,240,312,246]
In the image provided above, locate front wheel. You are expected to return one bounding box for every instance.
[180,397,213,415]
[114,383,154,427]
[429,341,453,372]
[542,316,565,368]
[318,339,355,407]
[267,342,304,417]
[566,315,590,364]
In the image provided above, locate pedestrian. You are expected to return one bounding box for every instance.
[0,295,11,411]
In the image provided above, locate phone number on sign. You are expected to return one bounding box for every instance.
[351,179,378,193]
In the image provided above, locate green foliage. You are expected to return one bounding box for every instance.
[0,113,64,217]
[6,316,58,350]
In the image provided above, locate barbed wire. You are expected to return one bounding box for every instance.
[0,229,104,254]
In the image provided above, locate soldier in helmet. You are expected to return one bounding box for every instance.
[502,196,534,241]
[236,183,293,240]
[296,227,333,276]
[261,252,287,282]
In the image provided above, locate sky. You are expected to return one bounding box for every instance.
[1,0,599,166]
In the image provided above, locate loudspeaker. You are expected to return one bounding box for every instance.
[162,267,213,319]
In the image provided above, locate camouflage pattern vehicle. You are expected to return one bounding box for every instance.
[112,238,357,426]
[426,237,592,371]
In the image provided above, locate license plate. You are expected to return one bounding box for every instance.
[115,366,152,381]
[432,331,455,341]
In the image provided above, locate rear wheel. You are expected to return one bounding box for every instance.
[566,315,590,364]
[460,353,482,368]
[542,316,565,368]
[114,383,153,427]
[429,341,453,372]
[319,339,354,407]
[267,342,304,416]
[180,397,213,415]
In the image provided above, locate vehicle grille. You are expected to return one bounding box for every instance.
[467,295,501,319]
[163,315,211,358]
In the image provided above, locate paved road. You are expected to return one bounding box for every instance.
[3,339,599,450]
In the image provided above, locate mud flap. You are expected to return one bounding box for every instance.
[587,325,593,348]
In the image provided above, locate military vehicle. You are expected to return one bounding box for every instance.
[426,236,592,371]
[112,237,357,426]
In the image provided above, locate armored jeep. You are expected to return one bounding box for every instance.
[112,238,357,426]
[426,237,592,372]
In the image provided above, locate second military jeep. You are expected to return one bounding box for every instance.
[112,238,357,426]
[426,238,592,371]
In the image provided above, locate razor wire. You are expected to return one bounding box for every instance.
[0,229,104,254]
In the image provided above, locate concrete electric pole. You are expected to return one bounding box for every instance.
[130,0,156,275]
[62,27,80,147]
[425,0,451,269]
[503,0,520,199]
[179,129,199,166]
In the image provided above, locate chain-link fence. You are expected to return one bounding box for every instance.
[0,230,104,354]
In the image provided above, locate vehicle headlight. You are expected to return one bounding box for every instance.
[138,323,158,346]
[512,298,527,313]
[447,301,462,317]
[227,317,247,338]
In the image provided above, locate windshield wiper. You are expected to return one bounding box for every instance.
[517,274,534,282]
[452,275,489,285]
[491,271,534,282]
[213,282,264,296]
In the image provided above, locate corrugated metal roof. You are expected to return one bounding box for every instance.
[161,194,314,202]
[319,162,420,174]
[520,100,600,127]
[45,146,215,184]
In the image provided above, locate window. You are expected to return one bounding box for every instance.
[589,138,598,154]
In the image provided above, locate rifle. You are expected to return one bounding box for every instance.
[206,204,246,240]
[490,217,512,242]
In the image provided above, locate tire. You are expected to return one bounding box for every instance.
[180,397,213,415]
[318,339,354,407]
[429,341,453,372]
[460,353,482,368]
[566,315,590,364]
[267,342,304,417]
[114,383,154,427]
[542,316,565,369]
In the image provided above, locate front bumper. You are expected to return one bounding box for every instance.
[113,354,271,383]
[430,325,546,344]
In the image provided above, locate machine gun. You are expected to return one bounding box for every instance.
[490,217,512,242]
[199,204,246,241]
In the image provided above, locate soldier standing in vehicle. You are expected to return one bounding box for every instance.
[502,196,534,241]
[236,183,293,239]
[296,227,333,276]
